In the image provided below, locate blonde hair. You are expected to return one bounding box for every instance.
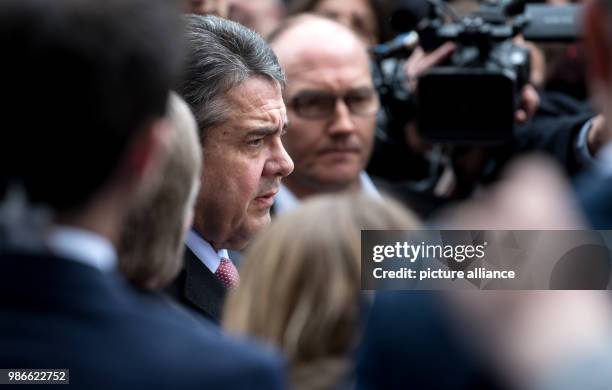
[223,194,420,388]
[118,92,202,290]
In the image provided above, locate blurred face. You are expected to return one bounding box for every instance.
[183,0,228,17]
[228,0,284,37]
[194,77,294,250]
[274,25,378,197]
[313,0,378,46]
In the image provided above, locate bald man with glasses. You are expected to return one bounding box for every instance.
[268,14,436,217]
[268,15,384,213]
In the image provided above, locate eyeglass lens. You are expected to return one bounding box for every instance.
[290,88,378,119]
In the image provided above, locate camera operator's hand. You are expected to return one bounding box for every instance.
[403,42,456,93]
[515,84,540,124]
[513,37,546,89]
[511,36,543,124]
[401,42,457,153]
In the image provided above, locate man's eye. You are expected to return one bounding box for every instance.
[347,95,369,104]
[247,138,264,147]
[348,90,375,101]
[299,97,323,109]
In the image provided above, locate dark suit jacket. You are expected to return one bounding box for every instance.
[0,251,284,390]
[356,292,506,390]
[166,246,227,323]
[513,92,594,176]
[576,171,612,229]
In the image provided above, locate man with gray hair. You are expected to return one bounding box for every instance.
[0,1,285,388]
[168,15,294,322]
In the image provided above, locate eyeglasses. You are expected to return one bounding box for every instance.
[288,88,379,119]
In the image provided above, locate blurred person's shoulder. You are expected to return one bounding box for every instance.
[0,250,284,390]
[372,176,449,219]
[127,294,286,390]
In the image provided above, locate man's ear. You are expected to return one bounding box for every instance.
[584,0,612,85]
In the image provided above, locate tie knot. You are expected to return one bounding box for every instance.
[215,257,240,288]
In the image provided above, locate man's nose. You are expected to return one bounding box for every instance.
[265,137,294,178]
[327,98,358,136]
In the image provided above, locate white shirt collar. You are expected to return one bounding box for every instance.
[46,225,117,272]
[360,171,383,200]
[185,229,229,273]
[275,171,381,215]
[274,183,301,215]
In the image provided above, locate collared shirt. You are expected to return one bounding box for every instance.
[46,226,117,272]
[274,171,382,215]
[185,229,229,273]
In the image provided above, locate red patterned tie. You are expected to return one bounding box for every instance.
[215,257,240,288]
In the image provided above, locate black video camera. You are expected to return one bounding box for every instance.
[378,0,582,144]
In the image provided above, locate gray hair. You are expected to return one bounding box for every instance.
[178,15,286,140]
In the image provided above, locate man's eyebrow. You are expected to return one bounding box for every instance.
[294,89,326,96]
[294,86,375,96]
[245,124,287,137]
[349,86,376,94]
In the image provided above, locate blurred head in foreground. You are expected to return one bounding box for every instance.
[0,0,181,241]
[118,93,202,290]
[223,194,420,389]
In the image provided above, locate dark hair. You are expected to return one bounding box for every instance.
[0,0,182,211]
[177,15,285,138]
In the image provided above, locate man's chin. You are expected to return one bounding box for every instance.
[312,159,362,179]
[317,172,361,191]
[216,213,271,251]
[244,211,272,236]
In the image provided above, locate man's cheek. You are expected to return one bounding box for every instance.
[245,176,262,202]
